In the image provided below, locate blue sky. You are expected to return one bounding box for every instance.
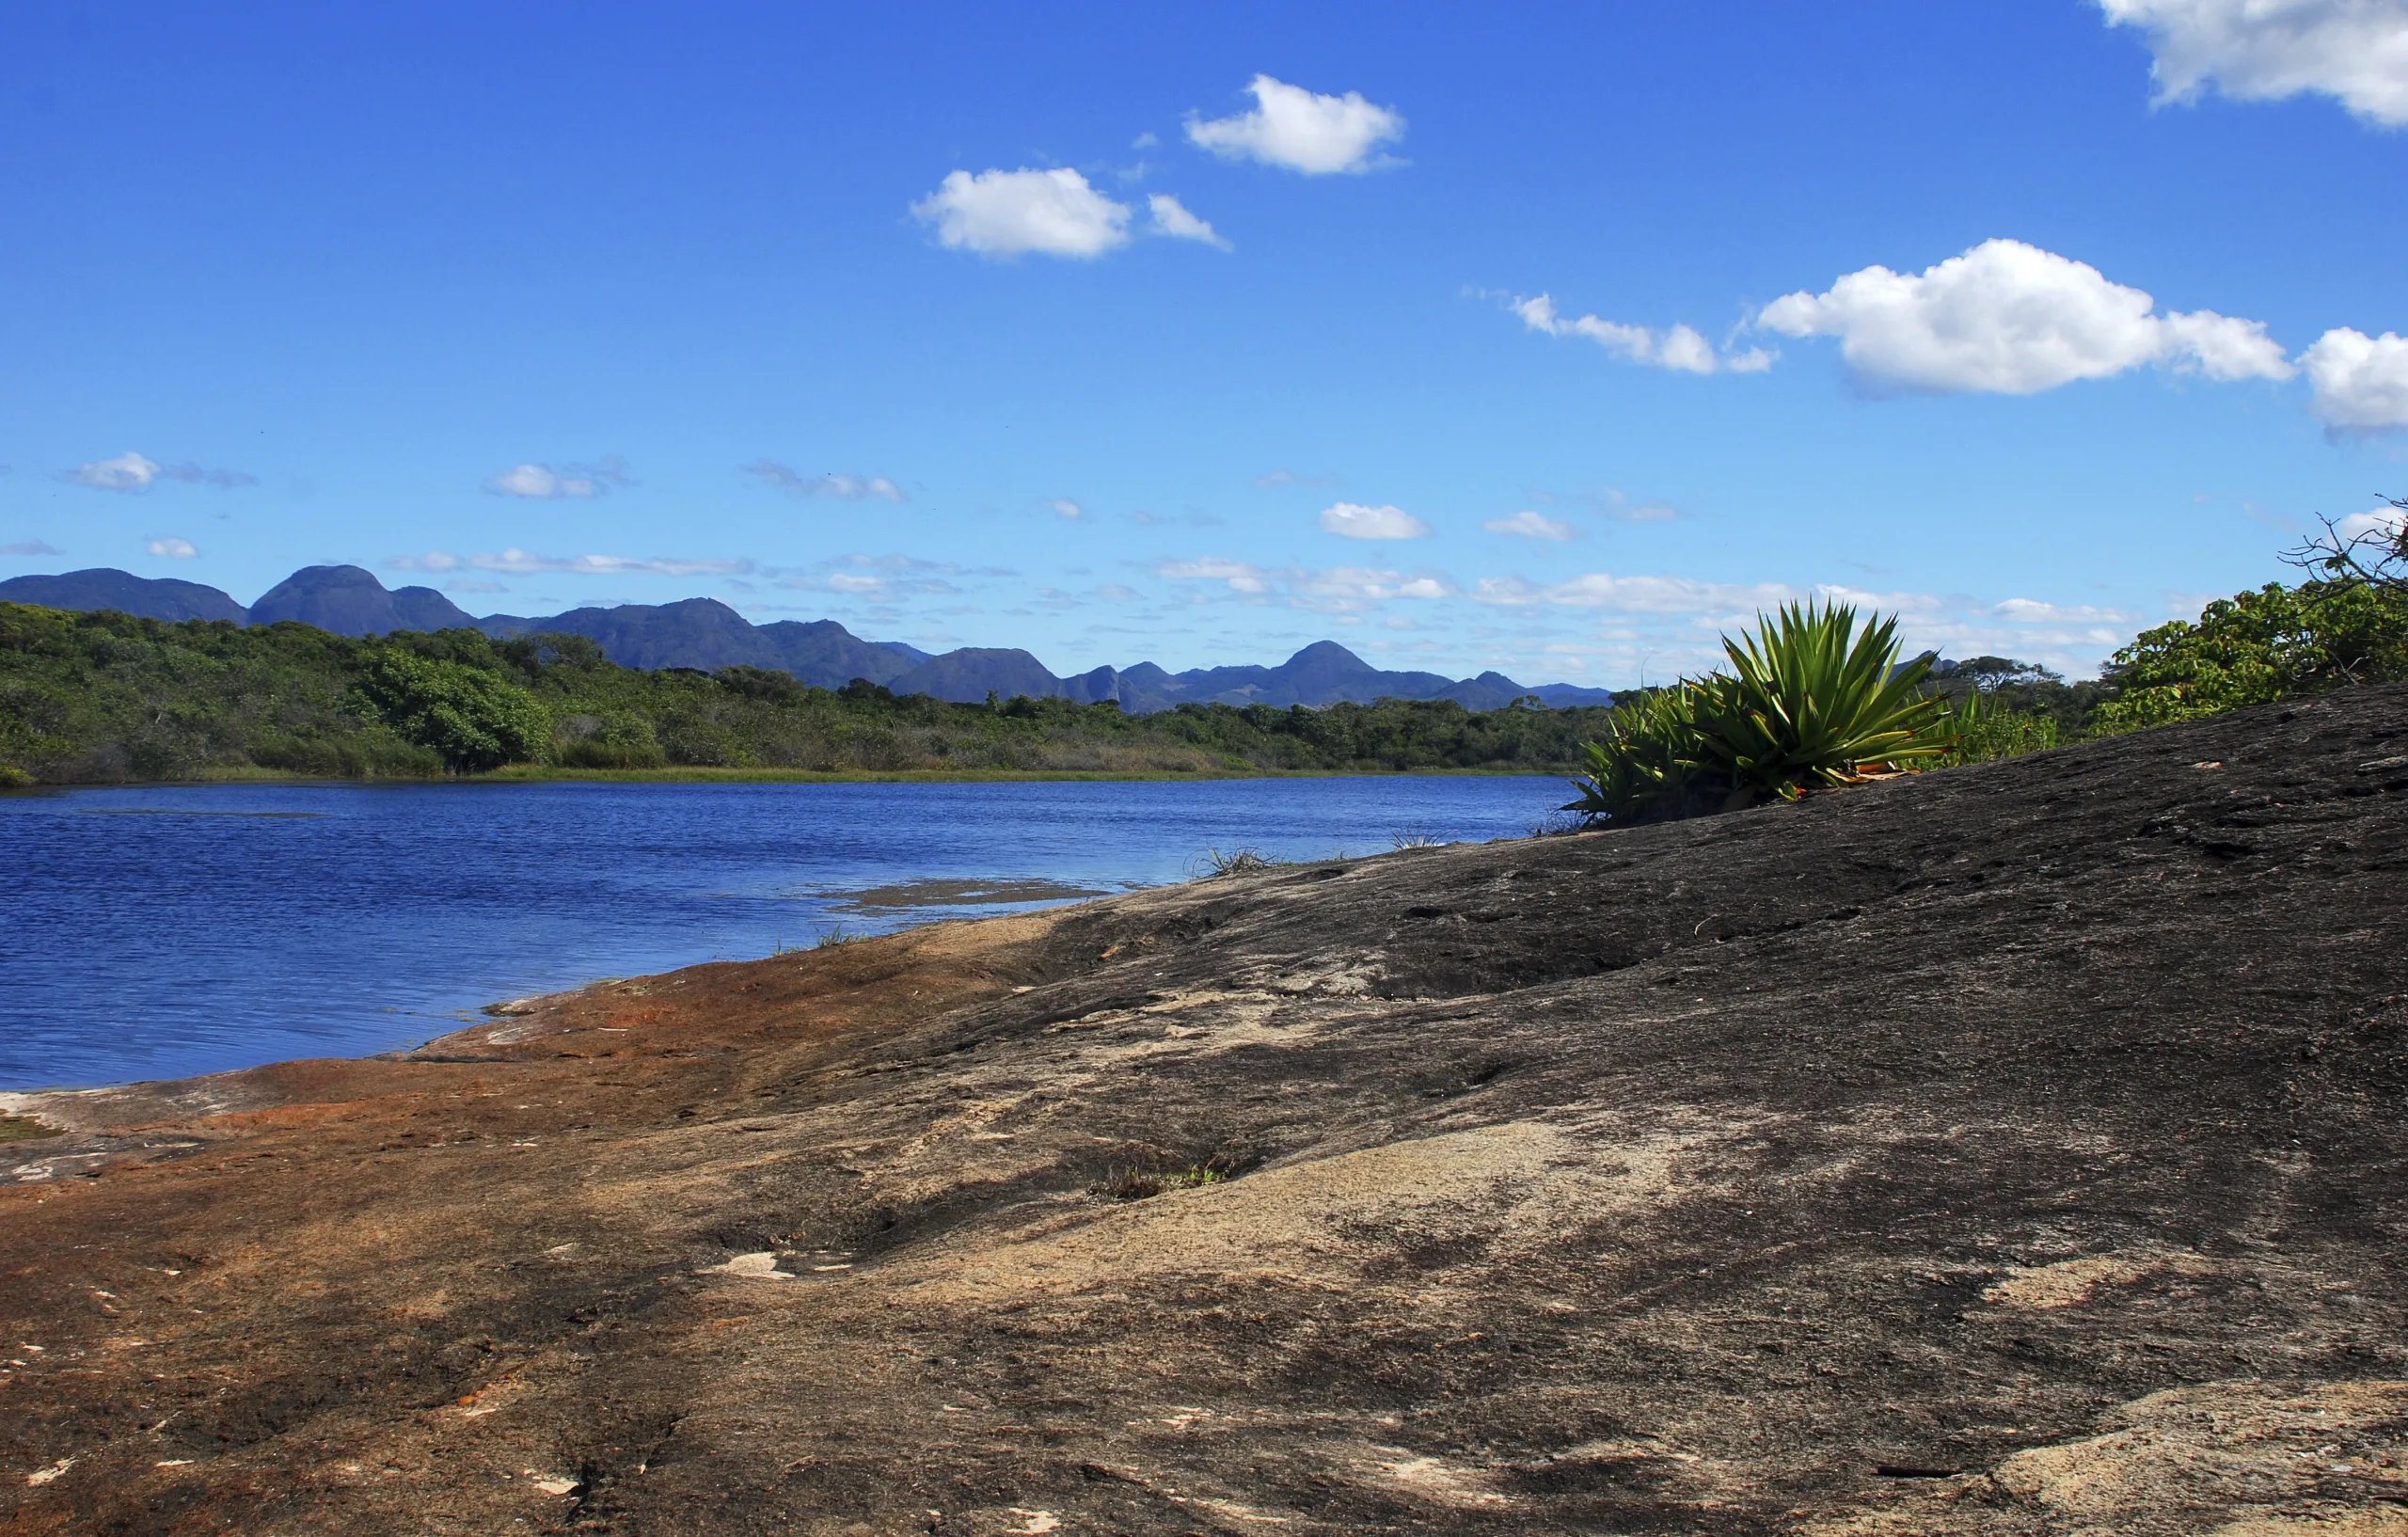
[3,1,2405,686]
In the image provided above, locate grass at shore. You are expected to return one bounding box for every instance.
[468,763,1566,784]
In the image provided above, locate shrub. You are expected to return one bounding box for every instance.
[2092,580,2408,731]
[1566,602,1954,824]
[1941,687,2060,765]
[554,711,668,769]
[353,649,550,772]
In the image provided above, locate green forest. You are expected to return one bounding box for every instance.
[3,567,2403,787]
[0,603,1619,784]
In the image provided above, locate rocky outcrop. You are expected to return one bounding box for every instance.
[8,690,2402,1534]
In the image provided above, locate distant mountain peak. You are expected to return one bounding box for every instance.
[0,567,249,625]
[0,561,1616,712]
[251,564,474,637]
[1286,640,1373,670]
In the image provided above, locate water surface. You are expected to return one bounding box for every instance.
[0,775,1565,1089]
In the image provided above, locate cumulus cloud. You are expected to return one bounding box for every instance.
[483,457,630,499]
[72,453,164,490]
[1050,499,1086,520]
[1185,74,1405,174]
[388,548,752,578]
[912,167,1133,259]
[1757,238,2293,394]
[2338,501,2408,541]
[68,452,256,491]
[2099,0,2408,125]
[2,539,62,556]
[1147,194,1232,250]
[145,536,198,559]
[2300,327,2408,432]
[1320,501,1432,540]
[746,462,908,501]
[1513,294,1773,374]
[1484,510,1575,541]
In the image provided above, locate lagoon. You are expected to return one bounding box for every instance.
[0,774,1566,1090]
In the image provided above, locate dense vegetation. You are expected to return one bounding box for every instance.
[1564,577,2408,826]
[8,555,2404,791]
[0,603,1617,784]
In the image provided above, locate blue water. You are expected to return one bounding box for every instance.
[0,776,1567,1090]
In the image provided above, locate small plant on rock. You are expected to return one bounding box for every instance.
[1195,846,1277,878]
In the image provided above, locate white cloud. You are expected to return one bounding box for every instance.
[1475,571,1801,615]
[1484,510,1575,541]
[145,536,198,559]
[1156,556,1272,594]
[1154,557,1453,612]
[71,452,162,491]
[68,452,258,492]
[1992,597,2135,623]
[1320,501,1431,540]
[2,539,62,556]
[1757,238,2294,394]
[486,464,599,499]
[2300,327,2408,431]
[1146,193,1232,251]
[1288,567,1455,611]
[746,462,908,501]
[772,552,980,599]
[1257,468,1336,487]
[483,457,629,499]
[2099,0,2408,125]
[1185,74,1405,175]
[389,548,752,578]
[1050,499,1086,520]
[2338,502,2408,540]
[1513,294,1772,374]
[911,167,1132,259]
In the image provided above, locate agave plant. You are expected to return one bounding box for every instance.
[1561,684,1708,824]
[1564,601,1956,824]
[1690,600,1954,797]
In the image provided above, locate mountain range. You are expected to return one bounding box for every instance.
[0,563,1617,712]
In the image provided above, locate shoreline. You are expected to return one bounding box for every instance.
[3,763,1578,790]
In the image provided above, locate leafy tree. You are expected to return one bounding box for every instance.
[353,649,550,771]
[2092,580,2408,730]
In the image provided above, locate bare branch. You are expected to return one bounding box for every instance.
[2280,494,2408,596]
